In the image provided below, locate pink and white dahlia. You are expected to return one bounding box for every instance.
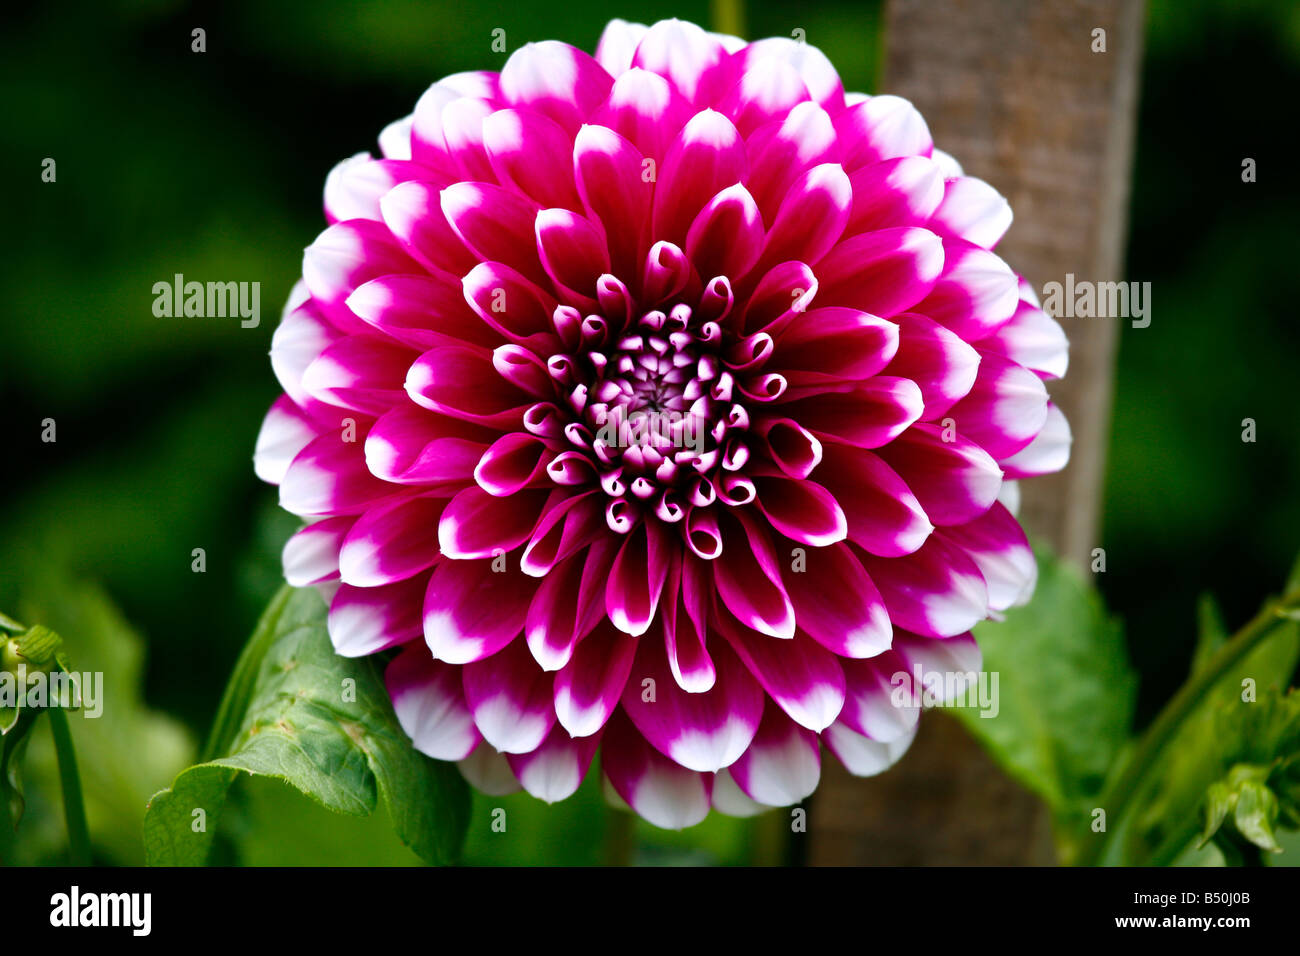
[255,18,1070,828]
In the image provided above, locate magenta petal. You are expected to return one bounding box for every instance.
[524,546,608,671]
[930,175,1013,250]
[684,183,764,282]
[380,180,479,277]
[860,535,989,638]
[755,162,852,271]
[834,94,933,169]
[348,273,497,352]
[364,404,490,486]
[815,227,944,317]
[945,350,1049,459]
[574,124,653,278]
[781,376,923,449]
[255,395,322,485]
[282,516,352,587]
[424,558,533,664]
[535,207,610,302]
[483,108,581,210]
[385,644,480,760]
[462,638,556,753]
[280,432,394,517]
[329,574,428,657]
[300,335,415,416]
[847,156,945,234]
[815,444,933,557]
[713,511,795,639]
[500,41,613,135]
[437,485,546,559]
[883,312,980,421]
[937,502,1036,611]
[1000,402,1072,478]
[877,423,1002,527]
[752,474,846,547]
[592,67,691,161]
[339,495,446,587]
[631,18,731,105]
[839,649,920,742]
[652,109,747,247]
[720,623,845,732]
[605,521,671,637]
[405,345,532,428]
[915,238,1020,340]
[474,432,552,497]
[602,710,712,829]
[553,619,637,737]
[621,636,762,773]
[785,541,892,657]
[441,182,547,286]
[506,723,600,803]
[729,702,821,806]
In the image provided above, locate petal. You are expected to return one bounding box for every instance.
[621,637,763,773]
[915,238,1020,340]
[347,273,497,352]
[458,744,522,797]
[834,94,933,170]
[945,350,1049,459]
[280,431,395,517]
[595,19,649,77]
[364,404,491,486]
[380,180,479,277]
[462,638,556,753]
[847,156,945,234]
[385,645,480,760]
[877,423,1002,527]
[977,297,1069,381]
[602,711,711,830]
[815,444,933,557]
[728,703,821,806]
[535,207,610,302]
[630,18,731,105]
[1000,402,1072,478]
[838,649,920,742]
[713,511,795,639]
[719,624,845,733]
[553,619,637,737]
[937,502,1036,610]
[755,162,852,271]
[406,345,532,428]
[883,312,980,420]
[282,516,352,586]
[752,475,846,547]
[329,575,427,656]
[255,395,321,485]
[652,109,747,248]
[483,108,581,210]
[441,182,547,286]
[860,536,989,638]
[824,718,917,776]
[437,485,547,559]
[815,227,944,318]
[784,541,892,657]
[424,558,534,664]
[684,183,764,281]
[338,495,445,587]
[506,724,600,803]
[929,175,1013,249]
[500,41,614,134]
[780,376,923,449]
[302,220,420,334]
[300,335,415,416]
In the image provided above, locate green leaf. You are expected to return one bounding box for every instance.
[1192,594,1229,676]
[144,586,469,866]
[952,545,1134,844]
[1233,780,1281,852]
[4,575,194,865]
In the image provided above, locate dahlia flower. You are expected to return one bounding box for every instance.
[254,17,1070,829]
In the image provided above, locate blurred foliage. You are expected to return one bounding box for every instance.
[0,0,1296,864]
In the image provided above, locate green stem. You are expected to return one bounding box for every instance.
[48,707,91,865]
[1078,586,1300,866]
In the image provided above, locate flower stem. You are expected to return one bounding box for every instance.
[47,707,91,865]
[1078,586,1300,866]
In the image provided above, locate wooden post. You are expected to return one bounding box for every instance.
[807,0,1144,865]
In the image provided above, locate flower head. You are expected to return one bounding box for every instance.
[256,18,1070,828]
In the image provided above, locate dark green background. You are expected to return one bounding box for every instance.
[1,0,1297,864]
